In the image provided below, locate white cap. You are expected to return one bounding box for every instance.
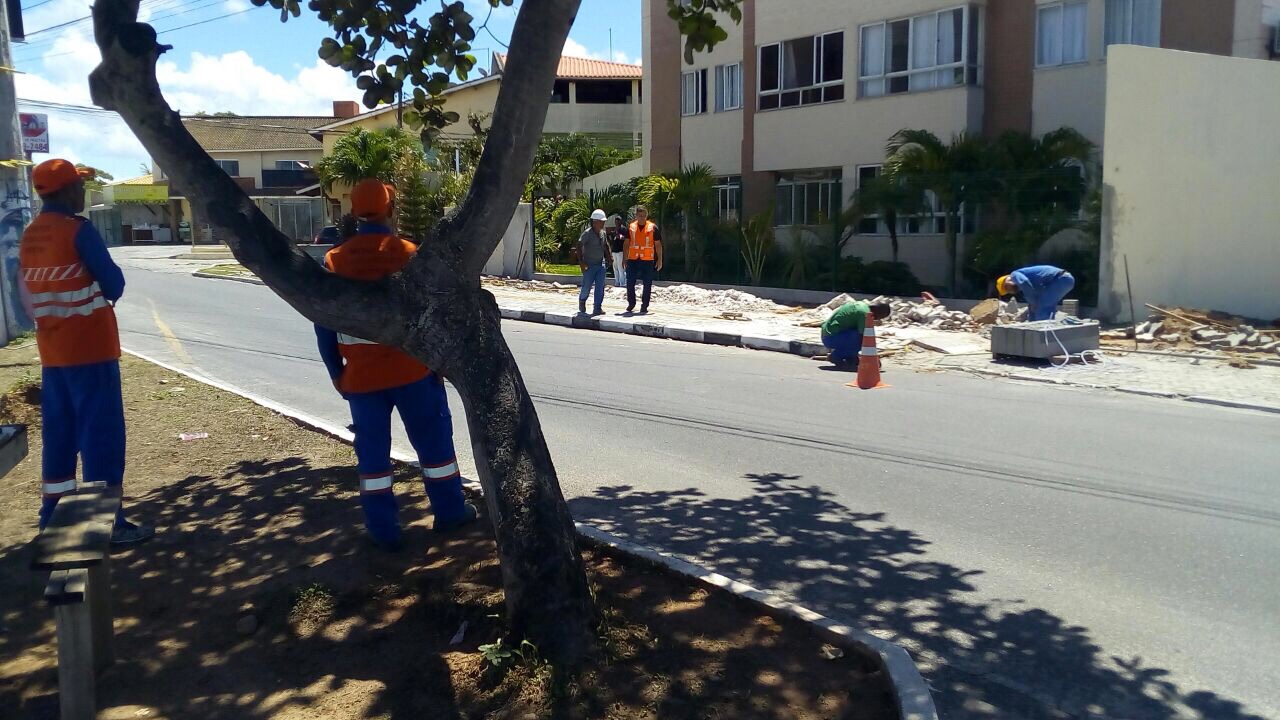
[590,209,608,221]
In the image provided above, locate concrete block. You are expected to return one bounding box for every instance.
[665,326,705,343]
[544,312,575,327]
[990,320,1100,359]
[1227,332,1248,347]
[596,318,634,333]
[742,336,792,352]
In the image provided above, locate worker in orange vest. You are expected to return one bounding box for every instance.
[20,159,153,545]
[623,205,664,315]
[315,179,477,550]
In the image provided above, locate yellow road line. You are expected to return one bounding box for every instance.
[147,297,195,366]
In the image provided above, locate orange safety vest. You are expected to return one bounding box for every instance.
[20,213,120,368]
[627,221,657,261]
[324,233,430,394]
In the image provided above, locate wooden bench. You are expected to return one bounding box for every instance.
[30,482,120,720]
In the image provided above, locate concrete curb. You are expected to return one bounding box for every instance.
[1185,396,1280,414]
[500,306,827,358]
[121,345,938,720]
[192,271,265,286]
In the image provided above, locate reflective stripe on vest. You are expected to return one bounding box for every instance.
[423,460,460,482]
[336,332,377,346]
[627,221,656,261]
[360,474,394,493]
[42,478,76,496]
[20,213,120,368]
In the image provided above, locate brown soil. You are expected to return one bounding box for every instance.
[0,349,896,720]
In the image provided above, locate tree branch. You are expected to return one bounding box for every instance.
[88,0,409,349]
[430,0,581,279]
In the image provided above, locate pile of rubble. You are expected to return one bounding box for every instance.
[1102,307,1280,357]
[798,293,1024,333]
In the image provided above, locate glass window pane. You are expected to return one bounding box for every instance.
[802,88,822,105]
[1132,0,1160,46]
[823,84,845,102]
[860,24,885,77]
[913,13,937,70]
[782,36,816,89]
[938,9,962,65]
[1064,3,1088,62]
[1105,0,1129,46]
[889,75,909,94]
[859,78,884,98]
[760,45,780,91]
[760,93,780,110]
[781,90,801,107]
[889,20,911,73]
[775,184,793,225]
[1038,6,1062,65]
[805,184,821,224]
[822,32,844,81]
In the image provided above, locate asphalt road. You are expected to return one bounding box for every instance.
[112,250,1280,720]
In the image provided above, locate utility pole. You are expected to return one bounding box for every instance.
[0,5,32,343]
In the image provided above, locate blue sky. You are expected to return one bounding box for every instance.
[11,0,643,179]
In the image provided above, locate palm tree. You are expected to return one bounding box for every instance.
[849,173,929,264]
[884,129,993,295]
[990,127,1094,233]
[316,127,421,192]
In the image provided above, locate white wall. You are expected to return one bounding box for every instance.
[483,203,535,280]
[577,158,644,197]
[1099,46,1280,321]
[679,8,745,175]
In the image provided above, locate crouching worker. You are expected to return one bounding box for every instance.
[315,179,477,550]
[996,265,1075,321]
[21,159,154,546]
[821,300,891,368]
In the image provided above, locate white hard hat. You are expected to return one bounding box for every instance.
[590,209,608,221]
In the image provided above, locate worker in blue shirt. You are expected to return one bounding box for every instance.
[997,265,1075,322]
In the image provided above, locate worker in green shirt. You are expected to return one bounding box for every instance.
[821,301,891,368]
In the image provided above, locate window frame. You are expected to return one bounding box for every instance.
[854,164,948,236]
[681,68,708,116]
[1104,0,1162,51]
[716,62,744,112]
[1035,1,1089,68]
[858,5,979,99]
[214,159,240,176]
[756,30,846,112]
[713,175,743,222]
[773,169,843,228]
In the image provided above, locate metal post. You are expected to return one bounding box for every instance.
[0,7,33,344]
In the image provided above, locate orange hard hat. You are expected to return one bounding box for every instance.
[33,159,93,196]
[350,178,396,220]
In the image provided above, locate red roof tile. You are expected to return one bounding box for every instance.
[494,53,642,80]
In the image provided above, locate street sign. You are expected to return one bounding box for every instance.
[19,113,48,154]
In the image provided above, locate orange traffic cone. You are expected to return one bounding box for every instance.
[850,315,889,390]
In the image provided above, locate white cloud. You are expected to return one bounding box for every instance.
[562,37,642,66]
[14,30,360,178]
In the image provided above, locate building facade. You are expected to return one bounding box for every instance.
[643,0,1279,288]
[150,103,358,243]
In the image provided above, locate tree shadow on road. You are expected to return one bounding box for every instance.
[570,473,1267,720]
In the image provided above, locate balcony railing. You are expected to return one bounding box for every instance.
[261,168,318,189]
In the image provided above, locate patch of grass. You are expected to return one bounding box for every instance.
[5,331,34,348]
[200,263,253,278]
[536,262,582,276]
[290,582,335,624]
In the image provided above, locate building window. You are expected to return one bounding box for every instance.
[214,160,240,176]
[859,6,980,98]
[1037,2,1088,67]
[550,80,571,104]
[715,62,743,112]
[774,169,842,227]
[1105,0,1161,49]
[714,175,742,222]
[681,69,707,116]
[576,79,633,104]
[275,160,307,170]
[856,165,883,234]
[757,31,845,111]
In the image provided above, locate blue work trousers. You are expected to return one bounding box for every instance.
[578,263,606,311]
[822,329,861,363]
[1029,272,1076,321]
[38,361,126,529]
[347,373,467,547]
[626,260,656,311]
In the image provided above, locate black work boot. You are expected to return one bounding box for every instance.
[578,300,587,314]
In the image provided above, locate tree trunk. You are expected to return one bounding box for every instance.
[420,286,594,665]
[89,0,597,668]
[886,210,900,264]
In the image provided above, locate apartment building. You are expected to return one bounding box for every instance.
[643,0,1279,287]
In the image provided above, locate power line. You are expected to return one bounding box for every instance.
[15,3,261,62]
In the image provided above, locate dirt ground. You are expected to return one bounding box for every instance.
[0,347,895,720]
